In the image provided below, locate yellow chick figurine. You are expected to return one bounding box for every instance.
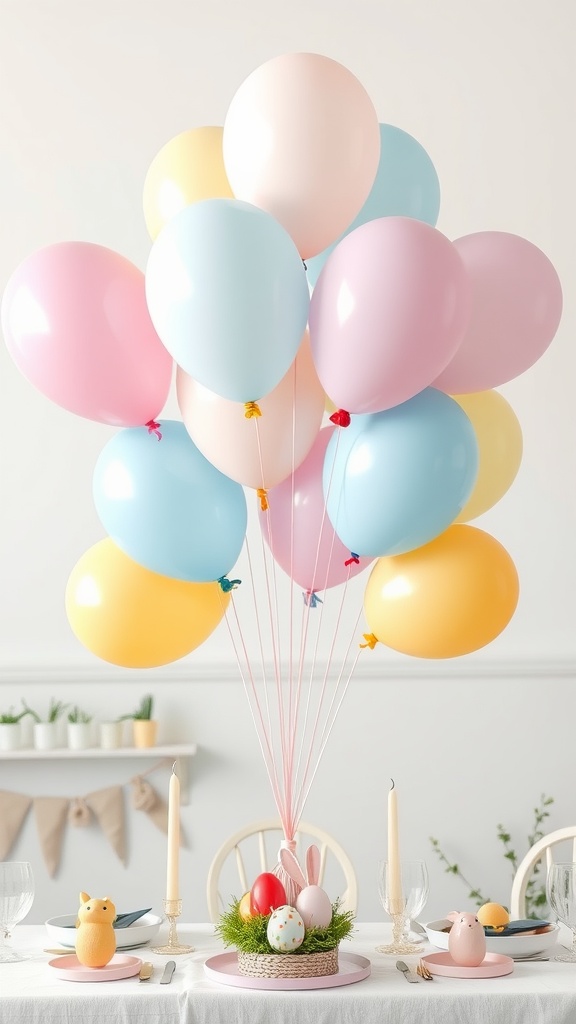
[476,902,510,933]
[75,892,117,967]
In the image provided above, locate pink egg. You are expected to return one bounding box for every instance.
[295,885,333,929]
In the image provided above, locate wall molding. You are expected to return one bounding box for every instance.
[0,657,574,685]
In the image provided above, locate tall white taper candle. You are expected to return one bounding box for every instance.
[387,778,404,912]
[166,763,180,901]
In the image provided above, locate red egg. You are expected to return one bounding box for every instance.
[249,872,287,916]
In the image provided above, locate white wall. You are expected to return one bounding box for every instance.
[0,0,574,925]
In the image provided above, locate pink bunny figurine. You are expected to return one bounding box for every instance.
[446,910,487,967]
[280,844,333,929]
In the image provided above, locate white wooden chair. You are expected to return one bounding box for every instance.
[510,826,576,918]
[206,817,358,922]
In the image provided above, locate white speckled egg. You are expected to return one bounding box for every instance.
[266,905,305,952]
[296,885,333,929]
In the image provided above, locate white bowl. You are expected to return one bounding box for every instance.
[45,911,162,949]
[424,918,560,958]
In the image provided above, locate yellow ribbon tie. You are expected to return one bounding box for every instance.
[257,488,269,511]
[359,632,379,650]
[244,401,262,419]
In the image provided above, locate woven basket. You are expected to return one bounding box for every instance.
[238,947,339,979]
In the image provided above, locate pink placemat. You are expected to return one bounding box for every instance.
[48,953,142,982]
[421,951,514,979]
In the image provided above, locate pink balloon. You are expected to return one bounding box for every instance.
[1,241,173,426]
[308,217,471,414]
[223,53,380,260]
[432,231,563,393]
[176,335,324,489]
[259,426,372,592]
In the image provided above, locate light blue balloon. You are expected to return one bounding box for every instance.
[307,124,441,287]
[93,420,247,582]
[145,198,309,402]
[323,389,478,557]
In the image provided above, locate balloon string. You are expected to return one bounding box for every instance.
[145,419,162,440]
[244,401,262,419]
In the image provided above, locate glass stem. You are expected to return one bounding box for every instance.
[392,913,405,948]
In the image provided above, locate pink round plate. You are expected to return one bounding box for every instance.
[204,951,371,990]
[421,951,514,979]
[48,953,142,982]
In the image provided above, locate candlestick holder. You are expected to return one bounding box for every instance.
[375,859,429,955]
[151,898,195,954]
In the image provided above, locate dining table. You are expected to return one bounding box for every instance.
[2,921,575,1024]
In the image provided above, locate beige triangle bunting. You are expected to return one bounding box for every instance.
[0,790,32,859]
[33,796,70,877]
[85,786,126,864]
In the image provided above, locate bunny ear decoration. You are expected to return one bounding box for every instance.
[306,844,321,885]
[279,847,307,887]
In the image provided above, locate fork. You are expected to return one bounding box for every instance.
[417,961,434,980]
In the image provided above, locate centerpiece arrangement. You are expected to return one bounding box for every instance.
[216,849,354,979]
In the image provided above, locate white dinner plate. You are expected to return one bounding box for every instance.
[45,912,162,949]
[424,918,560,958]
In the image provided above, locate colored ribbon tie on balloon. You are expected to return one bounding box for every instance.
[303,590,323,608]
[329,409,351,427]
[344,552,360,566]
[217,576,242,592]
[244,401,262,419]
[145,419,162,440]
[257,488,269,510]
[359,632,379,649]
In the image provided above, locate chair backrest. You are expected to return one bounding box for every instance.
[510,826,576,919]
[206,817,358,923]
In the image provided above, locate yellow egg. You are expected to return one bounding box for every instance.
[476,902,510,932]
[238,892,253,921]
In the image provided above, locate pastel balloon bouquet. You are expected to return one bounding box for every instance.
[1,53,563,901]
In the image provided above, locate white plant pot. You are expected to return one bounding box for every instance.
[0,722,22,751]
[33,721,60,750]
[99,721,124,750]
[67,721,92,750]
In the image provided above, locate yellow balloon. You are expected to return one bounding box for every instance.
[143,126,234,240]
[364,525,519,659]
[452,390,523,522]
[65,539,230,668]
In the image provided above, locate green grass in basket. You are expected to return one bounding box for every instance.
[216,899,355,955]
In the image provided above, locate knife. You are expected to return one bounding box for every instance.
[396,960,419,983]
[160,960,176,984]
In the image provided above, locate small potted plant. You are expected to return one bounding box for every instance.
[0,706,34,752]
[122,694,157,748]
[99,715,125,750]
[67,706,93,750]
[23,698,69,750]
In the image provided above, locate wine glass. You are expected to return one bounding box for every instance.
[376,859,429,954]
[0,861,35,962]
[546,862,576,962]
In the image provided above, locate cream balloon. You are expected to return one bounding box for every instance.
[223,52,380,259]
[143,126,233,241]
[452,390,523,522]
[176,334,325,489]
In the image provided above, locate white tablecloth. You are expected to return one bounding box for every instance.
[1,922,575,1024]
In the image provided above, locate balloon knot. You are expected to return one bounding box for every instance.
[145,419,162,440]
[359,632,379,650]
[244,401,262,419]
[257,487,269,511]
[217,576,242,593]
[344,552,360,566]
[329,409,351,427]
[302,259,308,271]
[303,590,323,608]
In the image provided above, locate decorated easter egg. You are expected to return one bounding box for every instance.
[250,872,287,916]
[267,905,305,952]
[296,884,333,929]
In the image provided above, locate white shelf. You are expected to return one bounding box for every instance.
[0,744,197,803]
[0,743,196,760]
